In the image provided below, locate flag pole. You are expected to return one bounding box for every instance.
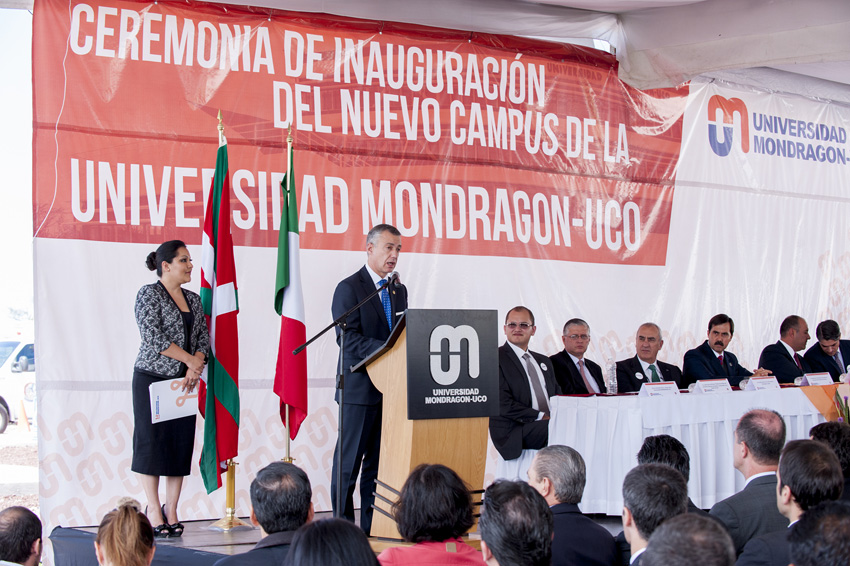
[283,123,295,465]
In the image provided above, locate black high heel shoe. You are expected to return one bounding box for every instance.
[162,504,184,538]
[145,505,170,538]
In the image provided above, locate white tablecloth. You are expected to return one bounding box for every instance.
[548,389,826,515]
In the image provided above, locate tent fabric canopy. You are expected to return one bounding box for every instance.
[10,0,850,100]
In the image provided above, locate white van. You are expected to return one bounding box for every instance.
[0,336,36,433]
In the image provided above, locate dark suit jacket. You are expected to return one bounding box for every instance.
[709,474,789,556]
[551,350,606,394]
[551,503,617,566]
[804,339,850,381]
[735,527,789,566]
[683,341,753,387]
[758,341,811,384]
[331,266,408,405]
[615,356,682,393]
[489,343,560,460]
[213,530,295,566]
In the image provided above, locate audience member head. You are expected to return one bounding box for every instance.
[392,463,474,543]
[94,498,155,566]
[145,240,187,278]
[504,307,536,350]
[810,421,850,478]
[621,463,688,550]
[788,501,850,566]
[635,323,664,364]
[478,480,552,566]
[249,461,313,536]
[707,314,734,354]
[779,315,810,352]
[641,513,735,566]
[733,408,786,474]
[285,518,378,566]
[561,318,591,358]
[528,445,586,506]
[637,435,691,483]
[777,440,843,519]
[0,506,42,566]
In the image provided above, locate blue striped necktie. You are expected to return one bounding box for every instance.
[378,279,392,329]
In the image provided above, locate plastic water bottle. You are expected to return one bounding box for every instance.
[606,358,618,395]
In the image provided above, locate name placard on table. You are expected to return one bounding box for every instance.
[692,379,733,394]
[639,382,680,397]
[745,376,781,390]
[801,373,834,386]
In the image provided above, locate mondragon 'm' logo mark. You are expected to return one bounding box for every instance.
[708,95,749,157]
[429,325,479,386]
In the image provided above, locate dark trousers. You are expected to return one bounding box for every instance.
[331,401,382,535]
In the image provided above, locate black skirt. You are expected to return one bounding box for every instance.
[131,368,196,476]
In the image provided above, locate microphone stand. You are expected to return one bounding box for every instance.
[293,275,395,521]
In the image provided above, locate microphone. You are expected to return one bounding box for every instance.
[389,272,402,288]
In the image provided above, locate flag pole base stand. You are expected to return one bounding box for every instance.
[208,509,252,532]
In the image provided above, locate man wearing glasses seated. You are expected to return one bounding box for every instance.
[489,306,561,462]
[551,318,607,395]
[616,322,683,393]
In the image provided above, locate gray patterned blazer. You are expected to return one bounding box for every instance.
[134,282,210,377]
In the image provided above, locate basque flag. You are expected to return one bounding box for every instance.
[273,144,308,439]
[198,126,240,493]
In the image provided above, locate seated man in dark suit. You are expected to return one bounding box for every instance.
[810,421,850,503]
[489,306,561,462]
[621,463,688,565]
[213,462,313,566]
[479,480,553,566]
[787,501,850,566]
[683,314,771,387]
[757,315,812,383]
[709,409,788,556]
[527,445,617,566]
[616,323,683,393]
[737,440,843,566]
[804,319,850,381]
[641,514,735,566]
[551,318,606,395]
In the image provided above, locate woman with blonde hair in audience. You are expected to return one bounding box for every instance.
[95,498,155,566]
[378,463,484,566]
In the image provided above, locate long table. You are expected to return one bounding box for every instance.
[548,388,826,515]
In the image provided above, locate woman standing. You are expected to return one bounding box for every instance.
[132,240,209,538]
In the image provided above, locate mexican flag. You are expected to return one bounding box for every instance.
[198,127,240,494]
[273,143,308,439]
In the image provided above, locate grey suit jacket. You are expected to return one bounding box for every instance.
[709,474,789,556]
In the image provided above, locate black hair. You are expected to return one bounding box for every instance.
[366,224,401,245]
[637,435,691,482]
[0,506,41,564]
[392,463,474,543]
[478,480,552,566]
[810,421,850,478]
[780,315,804,337]
[707,314,734,336]
[505,306,535,326]
[622,463,688,541]
[145,240,187,277]
[816,320,842,341]
[788,501,850,566]
[250,462,312,534]
[735,409,786,465]
[778,440,843,511]
[641,513,735,566]
[284,518,379,566]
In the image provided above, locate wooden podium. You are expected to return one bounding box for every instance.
[352,309,497,540]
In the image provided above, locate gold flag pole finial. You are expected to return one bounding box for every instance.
[217,109,224,134]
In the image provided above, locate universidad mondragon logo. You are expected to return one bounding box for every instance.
[707,95,749,157]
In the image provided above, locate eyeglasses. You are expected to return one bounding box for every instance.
[506,322,534,329]
[565,334,591,341]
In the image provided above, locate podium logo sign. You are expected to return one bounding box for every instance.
[430,325,480,385]
[407,309,499,420]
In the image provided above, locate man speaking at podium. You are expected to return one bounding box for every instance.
[331,224,408,535]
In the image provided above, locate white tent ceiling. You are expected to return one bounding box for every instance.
[9,0,850,102]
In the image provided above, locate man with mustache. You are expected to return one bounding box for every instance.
[682,314,771,387]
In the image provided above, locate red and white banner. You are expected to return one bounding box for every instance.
[32,0,850,533]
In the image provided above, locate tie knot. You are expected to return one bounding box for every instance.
[578,359,585,367]
[379,278,387,285]
[523,352,532,360]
